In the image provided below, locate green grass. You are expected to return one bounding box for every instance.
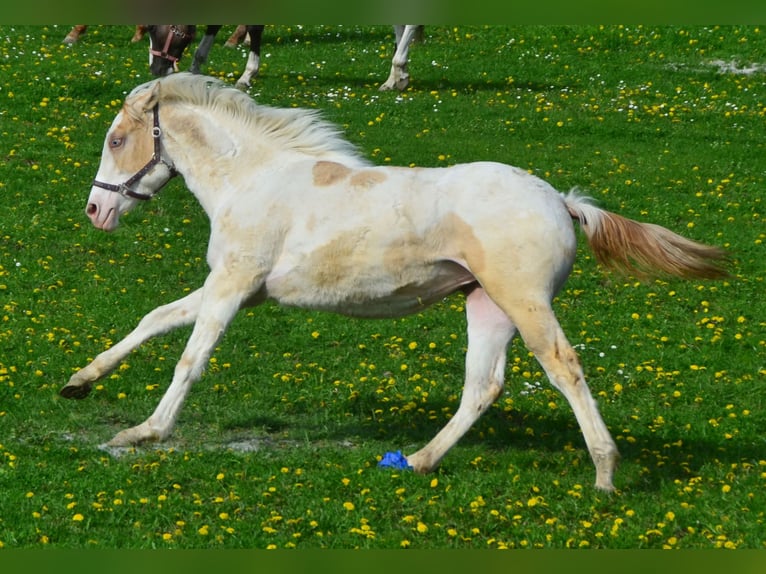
[1,24,765,549]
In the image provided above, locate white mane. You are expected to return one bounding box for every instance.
[129,73,369,164]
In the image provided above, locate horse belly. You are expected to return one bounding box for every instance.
[265,259,475,318]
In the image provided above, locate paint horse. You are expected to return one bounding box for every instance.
[147,25,423,91]
[61,73,728,491]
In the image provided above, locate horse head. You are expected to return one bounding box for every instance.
[148,25,196,76]
[86,80,177,231]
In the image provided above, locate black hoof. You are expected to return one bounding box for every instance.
[59,384,92,399]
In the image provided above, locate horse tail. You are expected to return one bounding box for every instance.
[563,189,730,280]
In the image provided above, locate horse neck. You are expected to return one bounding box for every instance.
[159,103,355,214]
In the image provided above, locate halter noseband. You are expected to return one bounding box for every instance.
[149,25,192,64]
[92,104,177,201]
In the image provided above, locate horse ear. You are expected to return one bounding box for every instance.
[125,81,161,122]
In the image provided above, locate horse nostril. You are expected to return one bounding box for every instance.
[86,203,97,216]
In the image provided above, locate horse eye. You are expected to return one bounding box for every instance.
[109,136,123,149]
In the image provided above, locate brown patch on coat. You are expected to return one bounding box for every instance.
[442,212,486,274]
[312,161,351,186]
[382,212,486,276]
[110,111,154,175]
[350,170,387,188]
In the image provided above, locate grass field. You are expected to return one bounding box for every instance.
[0,24,764,549]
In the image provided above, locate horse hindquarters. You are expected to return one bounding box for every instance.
[406,189,618,490]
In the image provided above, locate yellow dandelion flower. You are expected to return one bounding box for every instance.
[343,501,355,511]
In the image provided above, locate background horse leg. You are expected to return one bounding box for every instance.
[60,288,204,399]
[190,25,222,74]
[224,25,248,47]
[234,25,265,89]
[106,269,260,446]
[406,286,516,472]
[62,25,88,44]
[131,25,148,43]
[510,299,619,491]
[379,25,422,91]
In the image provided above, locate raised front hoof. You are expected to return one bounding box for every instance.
[59,382,92,399]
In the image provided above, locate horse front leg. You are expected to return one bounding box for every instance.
[106,269,261,446]
[234,25,264,89]
[190,25,221,74]
[405,287,516,472]
[60,288,204,399]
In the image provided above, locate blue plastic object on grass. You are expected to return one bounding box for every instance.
[377,450,413,470]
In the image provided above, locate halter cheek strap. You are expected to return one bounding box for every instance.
[92,104,177,201]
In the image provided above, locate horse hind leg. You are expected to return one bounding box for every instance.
[406,285,516,473]
[510,299,619,491]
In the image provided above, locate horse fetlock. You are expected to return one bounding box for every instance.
[405,450,439,474]
[108,422,162,447]
[591,449,620,492]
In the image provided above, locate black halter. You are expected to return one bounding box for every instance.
[92,104,177,201]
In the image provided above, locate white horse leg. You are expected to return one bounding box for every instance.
[511,300,619,491]
[235,51,261,90]
[406,287,516,472]
[106,270,257,446]
[235,26,264,90]
[60,288,204,399]
[379,25,421,91]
